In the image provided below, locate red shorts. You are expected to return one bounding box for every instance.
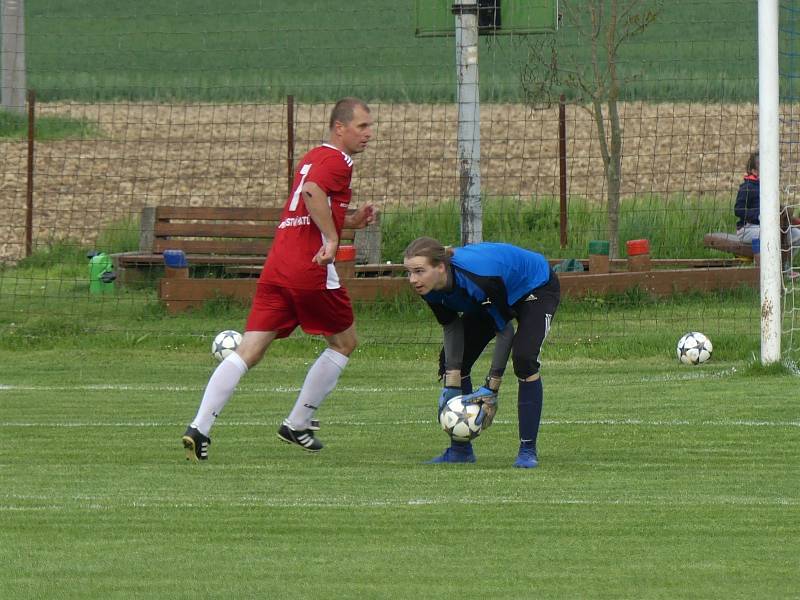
[245,283,354,338]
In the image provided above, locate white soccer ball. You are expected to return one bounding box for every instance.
[211,330,242,362]
[439,395,482,442]
[676,331,713,365]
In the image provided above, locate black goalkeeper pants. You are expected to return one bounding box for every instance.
[438,270,560,381]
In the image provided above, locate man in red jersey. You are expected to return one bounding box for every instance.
[182,98,375,460]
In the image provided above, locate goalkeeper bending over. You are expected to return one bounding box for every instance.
[403,237,560,468]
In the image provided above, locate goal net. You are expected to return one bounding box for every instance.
[780,1,800,367]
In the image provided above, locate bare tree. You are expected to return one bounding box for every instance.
[521,0,661,257]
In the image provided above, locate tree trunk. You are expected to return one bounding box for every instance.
[606,96,623,259]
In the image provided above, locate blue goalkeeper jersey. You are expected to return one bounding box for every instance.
[423,242,551,331]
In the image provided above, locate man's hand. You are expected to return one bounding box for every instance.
[438,386,462,417]
[313,238,339,266]
[302,182,339,265]
[462,385,499,429]
[344,204,378,229]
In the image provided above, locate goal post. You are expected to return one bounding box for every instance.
[758,0,782,365]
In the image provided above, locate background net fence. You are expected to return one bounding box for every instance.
[0,0,781,353]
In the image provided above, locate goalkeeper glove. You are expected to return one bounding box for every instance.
[462,376,501,429]
[438,386,462,416]
[438,370,463,416]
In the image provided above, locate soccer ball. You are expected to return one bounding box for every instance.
[211,330,242,361]
[439,396,482,442]
[676,331,713,365]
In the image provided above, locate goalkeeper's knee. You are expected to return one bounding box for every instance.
[512,359,540,381]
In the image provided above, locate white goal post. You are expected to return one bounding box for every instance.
[758,0,782,365]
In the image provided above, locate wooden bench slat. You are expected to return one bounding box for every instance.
[117,253,265,266]
[154,221,356,241]
[153,239,273,255]
[155,206,284,221]
[155,222,279,238]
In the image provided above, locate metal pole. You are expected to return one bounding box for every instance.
[559,94,568,249]
[757,0,781,364]
[454,0,482,245]
[2,0,27,114]
[25,89,35,257]
[287,94,295,196]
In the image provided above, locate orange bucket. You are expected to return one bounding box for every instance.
[335,245,356,261]
[626,239,650,256]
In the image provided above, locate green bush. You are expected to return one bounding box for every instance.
[0,109,100,140]
[16,240,88,269]
[95,216,141,254]
[379,195,735,262]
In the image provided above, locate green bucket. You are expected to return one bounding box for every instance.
[588,240,610,256]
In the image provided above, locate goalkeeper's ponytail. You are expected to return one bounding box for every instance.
[404,236,452,266]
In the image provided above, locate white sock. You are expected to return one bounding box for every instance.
[191,352,248,436]
[286,348,349,430]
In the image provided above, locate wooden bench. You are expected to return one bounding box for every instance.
[113,205,380,284]
[111,205,390,312]
[705,208,797,259]
[702,232,754,258]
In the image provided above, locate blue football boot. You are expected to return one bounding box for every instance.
[513,446,538,469]
[425,442,476,464]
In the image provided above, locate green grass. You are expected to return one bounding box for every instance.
[0,108,100,140]
[0,266,763,357]
[1,5,795,593]
[380,195,735,262]
[23,0,758,102]
[0,340,797,599]
[0,240,793,597]
[93,216,142,256]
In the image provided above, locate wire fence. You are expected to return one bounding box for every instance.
[0,0,787,354]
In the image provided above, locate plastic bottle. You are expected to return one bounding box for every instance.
[87,251,116,294]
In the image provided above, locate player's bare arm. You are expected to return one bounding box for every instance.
[343,204,378,229]
[301,181,339,265]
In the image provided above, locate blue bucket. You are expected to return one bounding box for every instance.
[163,249,188,268]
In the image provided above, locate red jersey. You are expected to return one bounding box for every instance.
[260,144,353,290]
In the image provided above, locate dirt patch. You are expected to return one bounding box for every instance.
[0,101,759,262]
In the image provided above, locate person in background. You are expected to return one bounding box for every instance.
[735,150,800,252]
[182,97,375,461]
[403,237,560,468]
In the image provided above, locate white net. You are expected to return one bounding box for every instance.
[780,2,800,366]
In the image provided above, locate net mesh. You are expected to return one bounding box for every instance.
[781,1,800,365]
[0,1,769,350]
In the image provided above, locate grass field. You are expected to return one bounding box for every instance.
[1,336,798,599]
[2,4,796,594]
[24,0,757,102]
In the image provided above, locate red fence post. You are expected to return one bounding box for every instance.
[287,94,295,196]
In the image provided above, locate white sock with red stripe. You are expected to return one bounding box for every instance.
[191,352,248,436]
[286,348,349,430]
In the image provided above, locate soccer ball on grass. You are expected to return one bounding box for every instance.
[676,331,712,365]
[439,395,482,441]
[211,330,242,362]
